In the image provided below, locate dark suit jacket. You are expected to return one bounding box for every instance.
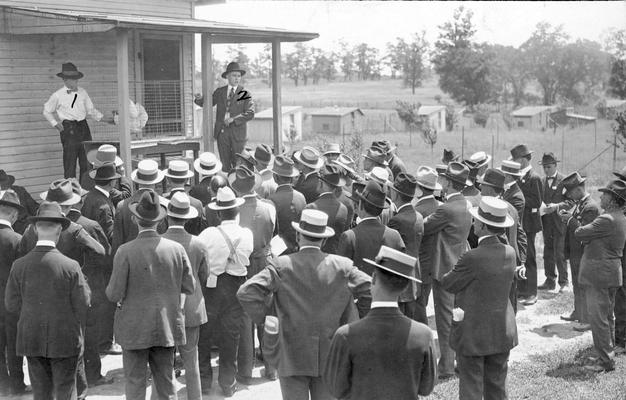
[564,195,600,266]
[239,195,275,274]
[324,307,436,400]
[575,210,626,288]
[336,189,354,230]
[518,168,543,233]
[388,203,424,302]
[442,236,518,356]
[5,245,90,358]
[67,208,110,268]
[211,85,255,141]
[82,188,115,243]
[505,202,527,266]
[414,196,441,284]
[306,192,349,255]
[269,184,306,253]
[541,171,567,235]
[163,188,207,236]
[81,172,132,208]
[503,182,525,220]
[388,155,407,179]
[8,185,39,235]
[189,179,212,207]
[294,171,320,204]
[237,247,371,377]
[0,224,21,318]
[423,192,472,281]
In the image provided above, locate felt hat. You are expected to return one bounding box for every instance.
[271,155,300,178]
[68,178,88,197]
[442,148,460,164]
[390,172,418,198]
[129,189,166,222]
[599,179,626,201]
[478,168,505,190]
[440,162,472,187]
[28,201,70,230]
[166,191,198,219]
[365,167,391,187]
[208,187,245,211]
[0,189,25,212]
[510,144,533,160]
[253,144,274,167]
[362,148,389,166]
[613,166,626,181]
[163,160,194,179]
[318,164,346,188]
[345,181,366,202]
[221,61,246,79]
[470,196,514,228]
[322,143,342,156]
[371,140,396,154]
[57,62,84,80]
[40,179,81,205]
[294,146,324,170]
[235,150,257,171]
[131,159,165,185]
[465,151,492,170]
[415,166,442,191]
[561,172,586,194]
[357,180,389,209]
[229,165,262,195]
[87,144,123,167]
[194,152,223,176]
[89,163,122,181]
[538,152,560,166]
[499,160,523,177]
[332,154,358,178]
[435,164,447,175]
[363,246,420,282]
[0,170,15,187]
[291,209,335,239]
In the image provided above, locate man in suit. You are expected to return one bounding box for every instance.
[462,151,491,207]
[5,202,91,400]
[254,144,278,199]
[237,209,372,400]
[558,172,600,330]
[372,140,407,178]
[0,170,39,235]
[189,152,224,207]
[161,192,209,399]
[412,166,443,324]
[423,161,473,379]
[500,160,526,219]
[162,160,207,235]
[510,144,543,306]
[82,163,119,244]
[538,152,569,292]
[81,144,132,208]
[294,146,324,204]
[305,164,349,254]
[442,196,518,400]
[613,167,626,354]
[269,156,306,254]
[194,62,255,172]
[362,147,391,178]
[574,180,626,372]
[338,180,405,317]
[106,190,195,399]
[324,246,436,400]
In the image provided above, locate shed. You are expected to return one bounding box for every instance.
[600,99,626,119]
[417,105,446,132]
[0,1,317,195]
[511,106,555,130]
[248,106,303,144]
[309,107,364,136]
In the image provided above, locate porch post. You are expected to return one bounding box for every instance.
[116,28,131,176]
[271,39,282,154]
[201,34,214,152]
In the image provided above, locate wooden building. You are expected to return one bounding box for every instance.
[248,106,303,144]
[418,105,446,132]
[511,106,556,131]
[309,107,364,136]
[0,1,317,195]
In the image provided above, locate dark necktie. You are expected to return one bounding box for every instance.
[227,87,235,109]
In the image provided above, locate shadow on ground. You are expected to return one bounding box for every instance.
[530,323,586,340]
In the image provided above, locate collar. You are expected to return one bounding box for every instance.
[520,165,532,176]
[242,194,257,199]
[36,240,56,247]
[478,235,496,245]
[220,219,238,226]
[276,183,293,190]
[94,185,110,198]
[318,191,334,197]
[371,301,398,309]
[446,192,462,201]
[504,182,514,190]
[0,219,13,229]
[418,195,434,202]
[299,245,321,251]
[546,173,558,179]
[357,216,378,225]
[396,203,413,213]
[167,225,186,231]
[138,228,157,234]
[170,187,185,193]
[304,170,318,179]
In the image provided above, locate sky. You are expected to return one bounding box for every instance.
[195,1,626,63]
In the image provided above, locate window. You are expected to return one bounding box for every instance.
[517,120,524,128]
[322,123,330,131]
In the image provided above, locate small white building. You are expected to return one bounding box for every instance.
[248,106,303,143]
[418,105,446,132]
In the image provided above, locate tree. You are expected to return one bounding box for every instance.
[339,40,355,81]
[283,51,301,86]
[310,48,336,84]
[555,39,609,104]
[488,44,530,107]
[385,40,405,79]
[226,45,250,77]
[605,29,626,99]
[294,43,313,86]
[399,32,429,94]
[354,43,380,81]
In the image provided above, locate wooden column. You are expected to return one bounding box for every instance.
[271,40,282,154]
[116,28,131,176]
[201,34,214,152]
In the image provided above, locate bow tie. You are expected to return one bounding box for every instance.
[67,89,78,94]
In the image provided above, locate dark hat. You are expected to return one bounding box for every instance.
[318,164,346,188]
[390,172,418,197]
[363,246,420,282]
[229,165,261,195]
[0,170,15,187]
[440,162,472,187]
[332,154,358,178]
[345,181,366,202]
[235,150,257,171]
[478,168,505,190]
[435,164,448,175]
[28,201,70,230]
[0,189,25,212]
[222,61,246,79]
[271,155,300,178]
[613,165,626,181]
[89,163,122,181]
[510,144,533,160]
[598,179,626,201]
[209,174,229,196]
[57,62,84,80]
[68,178,88,197]
[561,172,586,194]
[254,144,274,167]
[291,209,335,239]
[538,152,560,165]
[357,180,389,209]
[39,179,81,205]
[129,189,166,222]
[442,148,460,164]
[363,148,389,166]
[371,140,396,154]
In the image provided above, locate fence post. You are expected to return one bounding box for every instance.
[461,126,465,159]
[613,130,618,172]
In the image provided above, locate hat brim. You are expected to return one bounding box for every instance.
[439,173,473,187]
[363,258,421,282]
[476,177,503,191]
[469,207,514,228]
[598,187,626,201]
[510,150,534,159]
[131,169,165,185]
[228,172,263,195]
[319,175,346,188]
[294,151,324,170]
[469,155,492,170]
[221,70,246,79]
[208,197,245,211]
[331,160,357,177]
[271,167,300,178]
[291,221,335,238]
[0,199,25,212]
[613,172,626,181]
[128,201,167,222]
[39,191,81,206]
[89,170,122,180]
[364,172,392,187]
[355,190,389,209]
[563,179,586,194]
[28,216,71,230]
[323,150,341,156]
[0,174,16,186]
[57,71,84,79]
[389,184,416,198]
[163,169,195,179]
[498,168,523,177]
[167,206,199,220]
[416,180,442,191]
[87,149,123,167]
[194,158,223,176]
[362,155,389,166]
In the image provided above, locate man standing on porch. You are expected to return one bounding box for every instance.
[44,62,104,179]
[194,61,255,172]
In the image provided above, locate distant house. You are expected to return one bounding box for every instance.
[600,99,626,119]
[417,105,446,132]
[309,107,364,136]
[248,106,303,144]
[511,106,556,130]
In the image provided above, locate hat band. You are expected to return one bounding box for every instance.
[378,258,414,277]
[167,168,190,177]
[136,203,159,219]
[478,207,507,223]
[301,154,319,165]
[361,191,384,208]
[200,161,217,170]
[137,170,158,181]
[217,198,238,208]
[46,190,72,203]
[168,203,191,215]
[501,165,520,174]
[299,220,327,234]
[97,155,116,163]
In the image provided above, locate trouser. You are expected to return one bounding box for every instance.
[279,375,333,400]
[216,130,246,173]
[510,279,518,314]
[27,355,78,400]
[570,258,589,323]
[0,312,24,392]
[414,282,432,325]
[585,285,617,368]
[616,285,626,347]
[179,326,202,400]
[98,266,116,352]
[457,352,510,400]
[60,119,92,179]
[83,266,103,381]
[76,351,87,400]
[198,274,246,389]
[432,279,455,376]
[542,223,567,285]
[122,346,176,400]
[520,231,538,297]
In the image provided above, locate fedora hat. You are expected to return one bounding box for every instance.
[470,196,514,228]
[166,191,198,219]
[357,180,389,209]
[362,148,389,166]
[561,172,586,194]
[0,170,15,187]
[129,189,166,222]
[294,146,324,170]
[599,179,626,201]
[371,140,396,155]
[363,246,420,282]
[163,159,194,180]
[440,162,472,187]
[499,160,523,177]
[28,201,70,230]
[194,152,222,176]
[478,168,505,190]
[131,159,165,185]
[318,164,346,188]
[442,148,460,164]
[221,61,246,79]
[57,62,84,80]
[291,209,335,239]
[229,165,262,195]
[40,179,81,205]
[87,144,123,167]
[332,154,358,177]
[0,189,25,212]
[254,144,274,168]
[345,181,366,203]
[68,178,88,197]
[271,155,299,177]
[415,166,442,191]
[89,163,122,181]
[465,151,492,170]
[510,144,533,160]
[323,143,342,156]
[435,164,447,175]
[208,187,245,211]
[613,166,626,181]
[235,150,257,171]
[538,152,560,166]
[390,172,418,198]
[365,167,391,187]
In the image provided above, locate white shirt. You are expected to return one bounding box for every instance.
[371,301,398,309]
[477,235,496,245]
[43,86,103,126]
[446,192,462,201]
[0,219,12,229]
[299,245,321,251]
[94,185,110,198]
[36,240,56,247]
[198,220,253,277]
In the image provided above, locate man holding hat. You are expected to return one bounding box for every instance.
[0,170,38,235]
[237,209,372,400]
[106,190,195,399]
[163,160,206,235]
[442,196,518,400]
[254,144,278,199]
[194,61,255,172]
[44,62,104,179]
[189,152,225,207]
[294,146,324,204]
[6,201,91,399]
[324,246,436,400]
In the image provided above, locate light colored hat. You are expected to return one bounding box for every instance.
[332,154,357,177]
[208,186,245,210]
[293,146,324,170]
[87,144,123,167]
[363,246,420,282]
[291,209,335,238]
[415,166,442,191]
[365,167,391,187]
[194,152,223,176]
[499,160,523,177]
[163,159,194,179]
[322,143,342,156]
[465,151,492,169]
[131,159,165,185]
[166,191,198,219]
[470,196,514,228]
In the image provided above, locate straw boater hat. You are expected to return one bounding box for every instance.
[390,172,418,198]
[131,159,165,185]
[322,143,342,156]
[561,172,586,195]
[538,152,560,166]
[208,187,245,211]
[222,61,246,79]
[318,164,346,188]
[293,146,324,170]
[363,246,420,282]
[163,160,194,180]
[270,155,300,177]
[470,196,514,228]
[89,163,122,181]
[439,162,472,187]
[0,190,25,213]
[129,190,166,222]
[599,179,626,202]
[291,209,335,239]
[499,160,523,177]
[28,201,71,230]
[166,191,199,219]
[229,165,262,195]
[465,151,492,170]
[87,144,123,167]
[57,62,84,80]
[40,179,81,206]
[415,166,442,191]
[194,152,222,176]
